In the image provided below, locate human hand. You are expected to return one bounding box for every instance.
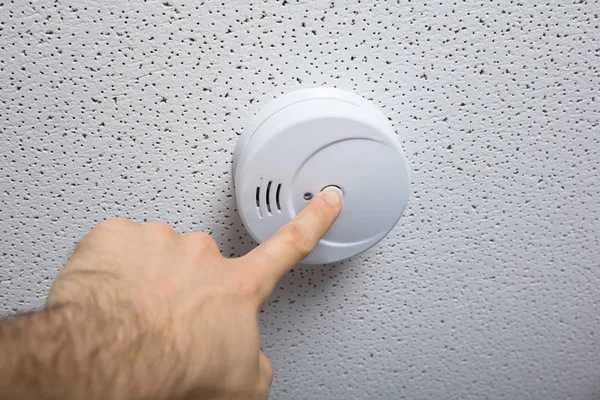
[45,189,342,400]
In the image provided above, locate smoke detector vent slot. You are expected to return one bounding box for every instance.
[255,181,281,217]
[266,181,273,214]
[255,186,262,218]
[276,183,282,211]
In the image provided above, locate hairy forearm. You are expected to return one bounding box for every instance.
[0,305,192,400]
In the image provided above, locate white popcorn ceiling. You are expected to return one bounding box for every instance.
[1,0,599,398]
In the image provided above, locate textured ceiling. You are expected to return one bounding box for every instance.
[1,0,600,399]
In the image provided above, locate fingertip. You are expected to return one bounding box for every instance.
[320,188,343,208]
[316,189,343,222]
[259,351,275,386]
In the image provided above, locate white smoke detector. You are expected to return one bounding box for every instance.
[233,88,410,264]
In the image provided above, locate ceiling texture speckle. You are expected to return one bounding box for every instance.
[1,1,599,399]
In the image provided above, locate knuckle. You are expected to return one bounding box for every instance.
[144,221,177,237]
[87,218,137,243]
[186,231,212,244]
[258,354,274,393]
[183,232,219,253]
[278,223,312,257]
[237,274,263,299]
[96,218,136,232]
[262,356,274,379]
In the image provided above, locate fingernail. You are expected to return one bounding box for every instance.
[321,188,342,207]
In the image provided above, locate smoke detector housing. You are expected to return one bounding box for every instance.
[233,88,410,264]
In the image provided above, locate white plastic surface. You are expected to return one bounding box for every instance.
[233,88,410,264]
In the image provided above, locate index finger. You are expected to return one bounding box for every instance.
[244,189,342,297]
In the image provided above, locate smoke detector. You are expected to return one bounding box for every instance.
[233,88,410,264]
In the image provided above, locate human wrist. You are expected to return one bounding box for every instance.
[0,303,200,400]
[72,303,200,400]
